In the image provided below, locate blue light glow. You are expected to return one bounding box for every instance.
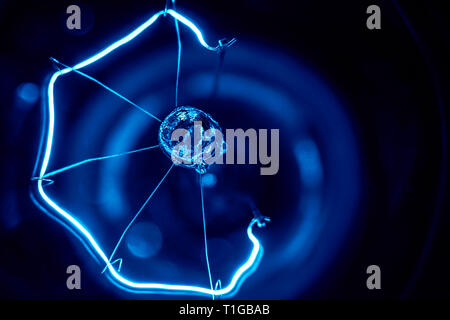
[34,8,264,298]
[16,82,39,104]
[126,222,163,258]
[202,173,217,188]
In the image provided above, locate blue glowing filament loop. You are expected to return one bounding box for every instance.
[37,9,263,297]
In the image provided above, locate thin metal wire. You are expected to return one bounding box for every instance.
[200,173,214,299]
[103,163,175,273]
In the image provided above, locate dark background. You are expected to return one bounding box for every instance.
[0,0,449,299]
